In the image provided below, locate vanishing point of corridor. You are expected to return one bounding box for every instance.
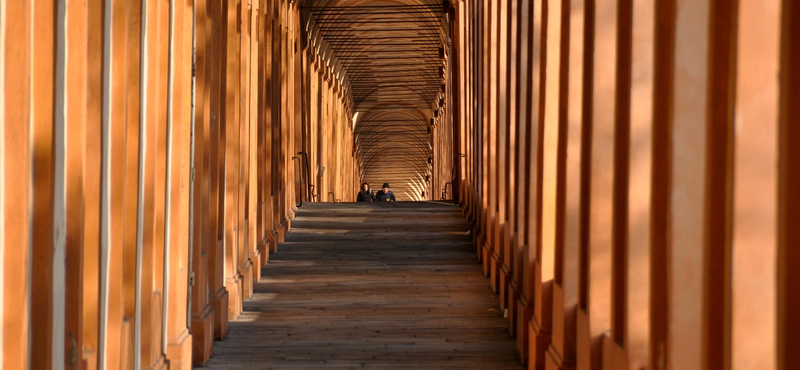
[203,202,522,369]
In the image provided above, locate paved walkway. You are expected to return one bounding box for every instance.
[200,202,524,370]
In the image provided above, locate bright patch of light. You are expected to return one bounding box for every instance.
[353,111,360,129]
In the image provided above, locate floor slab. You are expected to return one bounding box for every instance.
[200,202,524,370]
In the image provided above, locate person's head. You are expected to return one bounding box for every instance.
[382,183,390,193]
[362,182,369,191]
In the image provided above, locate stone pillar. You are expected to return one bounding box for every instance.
[223,0,243,322]
[208,0,230,340]
[164,1,195,368]
[777,1,800,369]
[508,0,531,342]
[191,0,215,364]
[517,0,545,363]
[495,0,512,313]
[1,1,32,369]
[545,1,585,369]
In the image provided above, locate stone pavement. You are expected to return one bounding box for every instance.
[200,202,523,370]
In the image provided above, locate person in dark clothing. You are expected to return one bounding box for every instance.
[356,182,375,202]
[375,183,396,202]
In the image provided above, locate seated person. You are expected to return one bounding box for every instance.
[375,183,396,202]
[356,182,375,202]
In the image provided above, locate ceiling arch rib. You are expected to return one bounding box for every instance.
[303,0,448,201]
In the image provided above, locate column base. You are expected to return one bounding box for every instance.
[602,334,626,370]
[530,318,553,370]
[508,279,521,336]
[166,329,193,370]
[547,283,579,369]
[470,229,477,254]
[474,232,484,262]
[517,297,535,365]
[121,317,134,367]
[240,261,254,300]
[209,287,229,340]
[225,276,242,320]
[576,308,600,370]
[545,346,576,370]
[268,231,279,254]
[482,240,492,277]
[82,350,97,370]
[277,223,287,243]
[491,221,506,293]
[499,264,512,311]
[191,304,214,366]
[499,227,514,313]
[141,356,168,370]
[257,241,269,267]
[483,212,495,276]
[251,251,262,282]
[490,251,502,294]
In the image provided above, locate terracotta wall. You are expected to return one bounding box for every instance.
[0,0,356,368]
[451,0,800,369]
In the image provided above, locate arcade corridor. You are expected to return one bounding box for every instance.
[1,0,799,369]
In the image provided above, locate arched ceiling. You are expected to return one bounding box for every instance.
[303,0,448,201]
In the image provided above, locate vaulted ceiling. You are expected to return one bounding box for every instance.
[303,0,448,200]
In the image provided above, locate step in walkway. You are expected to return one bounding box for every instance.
[201,202,524,370]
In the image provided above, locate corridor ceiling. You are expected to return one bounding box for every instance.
[303,0,448,201]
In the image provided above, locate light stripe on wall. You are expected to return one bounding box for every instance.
[98,0,114,366]
[52,0,68,367]
[134,0,149,367]
[162,0,177,353]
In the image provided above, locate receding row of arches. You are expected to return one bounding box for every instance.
[305,0,454,200]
